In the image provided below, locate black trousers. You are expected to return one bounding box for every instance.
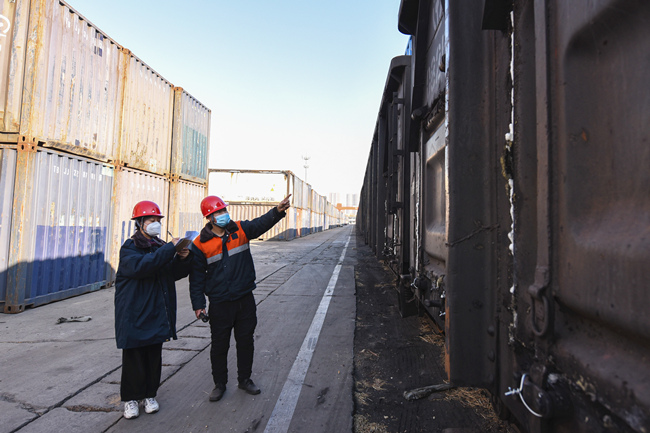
[120,343,163,401]
[208,292,258,386]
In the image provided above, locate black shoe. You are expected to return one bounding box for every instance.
[209,384,226,402]
[238,378,261,395]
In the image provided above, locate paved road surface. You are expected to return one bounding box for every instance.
[0,226,356,433]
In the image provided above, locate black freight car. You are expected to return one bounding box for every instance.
[357,1,650,432]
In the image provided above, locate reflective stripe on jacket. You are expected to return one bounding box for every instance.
[189,207,285,309]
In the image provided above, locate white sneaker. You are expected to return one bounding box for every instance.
[124,400,139,419]
[144,397,159,414]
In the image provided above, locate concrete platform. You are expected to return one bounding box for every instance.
[0,226,356,433]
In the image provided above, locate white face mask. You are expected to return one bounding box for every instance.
[145,221,162,237]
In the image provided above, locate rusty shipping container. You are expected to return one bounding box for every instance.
[171,88,211,184]
[208,169,299,240]
[2,1,194,178]
[108,167,170,277]
[0,0,30,134]
[207,169,342,240]
[208,170,291,204]
[118,52,174,175]
[0,0,210,312]
[16,0,123,161]
[226,204,295,241]
[0,146,17,305]
[2,147,113,313]
[167,178,206,240]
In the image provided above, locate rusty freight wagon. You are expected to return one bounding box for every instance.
[357,0,650,432]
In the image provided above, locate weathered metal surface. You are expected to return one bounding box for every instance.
[292,175,307,209]
[208,169,292,204]
[506,1,650,431]
[444,0,511,389]
[359,0,650,431]
[1,0,210,312]
[207,169,344,239]
[4,148,113,313]
[167,178,205,240]
[0,0,30,133]
[310,190,324,233]
[226,203,293,241]
[0,146,16,305]
[108,167,169,278]
[19,0,123,161]
[118,52,174,175]
[171,88,211,183]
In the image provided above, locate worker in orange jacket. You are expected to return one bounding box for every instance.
[189,194,291,401]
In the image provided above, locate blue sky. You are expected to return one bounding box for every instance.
[67,0,409,198]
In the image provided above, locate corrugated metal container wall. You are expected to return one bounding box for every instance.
[301,185,311,237]
[311,192,324,233]
[292,175,305,209]
[0,147,17,304]
[19,0,123,161]
[226,203,294,241]
[207,170,289,203]
[0,0,30,133]
[171,88,210,183]
[168,179,205,240]
[4,149,113,311]
[108,168,169,275]
[119,53,173,175]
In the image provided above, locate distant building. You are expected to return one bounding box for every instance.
[328,193,342,207]
[346,193,359,208]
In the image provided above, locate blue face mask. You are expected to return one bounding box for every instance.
[213,212,231,228]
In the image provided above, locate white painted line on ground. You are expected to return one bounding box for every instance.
[264,234,351,433]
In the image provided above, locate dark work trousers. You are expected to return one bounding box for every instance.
[120,343,163,401]
[208,292,258,386]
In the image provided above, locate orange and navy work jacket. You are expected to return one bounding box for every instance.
[189,208,285,309]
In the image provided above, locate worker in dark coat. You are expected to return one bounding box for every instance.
[114,200,192,420]
[189,194,291,402]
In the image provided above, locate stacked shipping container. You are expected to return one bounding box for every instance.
[0,0,210,313]
[207,169,345,241]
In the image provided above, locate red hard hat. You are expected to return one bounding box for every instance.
[201,196,227,217]
[131,200,164,219]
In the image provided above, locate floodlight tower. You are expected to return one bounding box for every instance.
[302,155,310,183]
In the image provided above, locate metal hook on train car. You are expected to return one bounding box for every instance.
[504,373,544,418]
[530,295,550,337]
[528,266,551,337]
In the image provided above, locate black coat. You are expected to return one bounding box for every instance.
[114,231,192,349]
[189,208,285,309]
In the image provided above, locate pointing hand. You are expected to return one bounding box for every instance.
[277,194,291,212]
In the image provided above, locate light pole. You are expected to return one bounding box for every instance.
[302,155,310,183]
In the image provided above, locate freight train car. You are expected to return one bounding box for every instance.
[357,1,650,432]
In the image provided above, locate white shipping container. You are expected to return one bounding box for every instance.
[18,0,123,161]
[168,179,206,240]
[208,170,291,203]
[0,0,30,133]
[119,53,174,175]
[226,204,295,241]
